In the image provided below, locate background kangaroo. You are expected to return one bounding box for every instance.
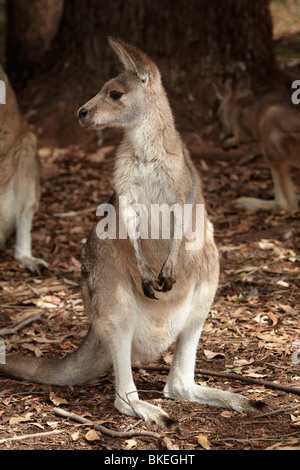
[0,39,264,428]
[0,65,48,273]
[216,74,300,211]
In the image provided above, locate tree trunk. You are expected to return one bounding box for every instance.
[44,0,277,87]
[9,0,279,140]
[6,0,63,85]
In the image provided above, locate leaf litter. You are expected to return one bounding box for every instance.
[0,128,299,450]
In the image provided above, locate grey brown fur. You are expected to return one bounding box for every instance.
[216,74,300,211]
[0,65,47,273]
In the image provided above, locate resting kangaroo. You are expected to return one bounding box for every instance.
[216,74,300,211]
[0,39,264,427]
[0,65,47,273]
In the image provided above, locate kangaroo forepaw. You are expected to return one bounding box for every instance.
[141,266,164,299]
[142,278,160,299]
[141,263,176,299]
[158,264,176,292]
[158,272,176,292]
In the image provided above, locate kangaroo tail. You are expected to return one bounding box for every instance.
[0,327,111,386]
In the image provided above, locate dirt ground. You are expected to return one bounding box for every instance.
[0,120,299,451]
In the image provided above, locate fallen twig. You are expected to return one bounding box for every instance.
[218,255,298,288]
[237,149,262,166]
[133,365,300,395]
[53,407,176,449]
[218,430,300,443]
[53,206,98,217]
[0,313,42,336]
[0,429,65,445]
[198,367,300,395]
[240,255,294,279]
[242,403,300,421]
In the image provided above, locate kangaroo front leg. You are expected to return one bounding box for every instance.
[120,199,162,299]
[157,238,180,292]
[15,205,48,274]
[135,237,163,299]
[154,204,184,293]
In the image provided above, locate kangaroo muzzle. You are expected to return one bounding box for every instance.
[78,107,88,125]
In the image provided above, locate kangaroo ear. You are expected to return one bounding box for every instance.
[108,37,160,84]
[213,79,232,101]
[234,73,251,96]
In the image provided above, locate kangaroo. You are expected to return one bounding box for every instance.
[216,74,300,211]
[0,39,265,428]
[0,65,48,273]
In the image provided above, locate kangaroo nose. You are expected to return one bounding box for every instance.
[79,107,88,120]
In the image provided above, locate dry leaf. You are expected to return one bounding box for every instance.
[46,421,58,428]
[9,412,34,425]
[49,391,68,406]
[34,346,43,357]
[35,299,59,309]
[278,304,296,315]
[124,439,137,450]
[42,295,62,306]
[197,434,211,450]
[163,353,173,364]
[233,358,254,366]
[258,240,276,250]
[244,371,267,378]
[204,349,225,359]
[276,280,289,287]
[266,439,299,450]
[290,415,300,426]
[266,311,278,326]
[220,410,233,418]
[85,429,101,441]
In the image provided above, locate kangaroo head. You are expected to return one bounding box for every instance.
[78,37,162,130]
[215,73,252,150]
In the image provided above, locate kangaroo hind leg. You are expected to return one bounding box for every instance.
[91,286,174,428]
[164,302,266,413]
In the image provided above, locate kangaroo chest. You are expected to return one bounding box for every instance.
[129,157,177,206]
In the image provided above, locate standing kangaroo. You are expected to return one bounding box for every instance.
[0,65,48,273]
[0,39,264,427]
[216,74,300,211]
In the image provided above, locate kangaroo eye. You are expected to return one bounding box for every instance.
[110,90,123,101]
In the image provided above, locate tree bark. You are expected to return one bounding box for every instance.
[44,0,277,89]
[6,0,63,85]
[7,0,279,139]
